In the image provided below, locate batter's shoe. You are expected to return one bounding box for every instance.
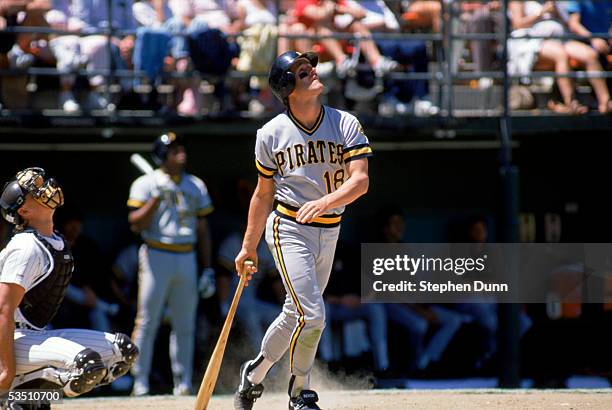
[234,361,264,410]
[288,390,321,409]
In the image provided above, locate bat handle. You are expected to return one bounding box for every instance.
[241,260,255,276]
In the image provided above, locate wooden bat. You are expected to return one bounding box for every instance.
[194,260,254,410]
[130,153,155,175]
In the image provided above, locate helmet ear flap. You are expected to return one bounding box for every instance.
[1,180,27,227]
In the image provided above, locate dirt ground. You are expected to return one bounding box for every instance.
[54,389,612,409]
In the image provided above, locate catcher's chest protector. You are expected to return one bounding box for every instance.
[18,232,74,329]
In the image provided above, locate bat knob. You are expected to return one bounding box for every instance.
[241,260,255,276]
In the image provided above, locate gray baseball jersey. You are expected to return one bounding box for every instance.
[127,170,213,247]
[127,169,213,393]
[255,105,372,219]
[248,105,373,397]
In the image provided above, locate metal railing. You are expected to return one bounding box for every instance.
[0,0,611,119]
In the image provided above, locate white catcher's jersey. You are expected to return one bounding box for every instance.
[255,105,373,215]
[0,231,65,327]
[127,170,214,245]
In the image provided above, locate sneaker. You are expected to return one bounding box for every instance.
[234,361,264,410]
[7,45,35,69]
[248,98,265,117]
[131,379,149,396]
[414,99,440,117]
[86,91,109,110]
[478,77,494,90]
[344,77,383,102]
[373,57,399,77]
[173,383,192,396]
[59,91,80,113]
[288,390,321,410]
[378,96,409,117]
[378,99,395,117]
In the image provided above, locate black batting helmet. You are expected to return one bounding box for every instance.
[1,167,64,226]
[269,51,318,104]
[152,132,184,166]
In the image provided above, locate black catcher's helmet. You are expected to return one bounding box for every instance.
[269,51,318,104]
[152,132,184,166]
[0,167,64,226]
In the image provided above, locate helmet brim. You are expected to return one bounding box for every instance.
[289,51,319,72]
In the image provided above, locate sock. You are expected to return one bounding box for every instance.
[288,374,309,398]
[246,353,274,385]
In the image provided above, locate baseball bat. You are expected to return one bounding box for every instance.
[130,153,155,175]
[194,260,254,410]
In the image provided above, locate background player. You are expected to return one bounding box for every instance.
[127,133,216,396]
[234,51,373,410]
[0,167,138,405]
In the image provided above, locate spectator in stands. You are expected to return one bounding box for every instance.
[0,0,22,109]
[293,0,398,77]
[376,207,467,373]
[165,0,240,115]
[402,0,442,33]
[319,242,391,377]
[448,215,532,370]
[0,1,24,65]
[509,1,612,114]
[277,0,316,57]
[565,1,612,66]
[43,0,86,112]
[459,1,502,90]
[133,0,173,27]
[63,0,137,110]
[233,0,279,115]
[356,0,438,116]
[3,0,55,76]
[3,0,53,68]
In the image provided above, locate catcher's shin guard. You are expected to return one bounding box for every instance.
[63,348,107,397]
[103,333,139,384]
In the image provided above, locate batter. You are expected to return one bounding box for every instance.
[233,51,373,410]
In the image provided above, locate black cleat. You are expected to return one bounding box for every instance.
[288,390,321,410]
[234,361,264,410]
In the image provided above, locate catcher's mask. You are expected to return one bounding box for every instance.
[0,167,64,226]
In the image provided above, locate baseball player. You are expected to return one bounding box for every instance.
[127,133,215,396]
[234,51,372,410]
[0,167,138,407]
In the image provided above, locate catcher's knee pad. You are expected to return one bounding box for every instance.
[106,333,139,383]
[64,348,107,397]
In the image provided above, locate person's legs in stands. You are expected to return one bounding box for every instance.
[422,306,466,365]
[536,40,588,114]
[362,304,389,372]
[385,304,428,371]
[466,8,495,73]
[564,40,612,113]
